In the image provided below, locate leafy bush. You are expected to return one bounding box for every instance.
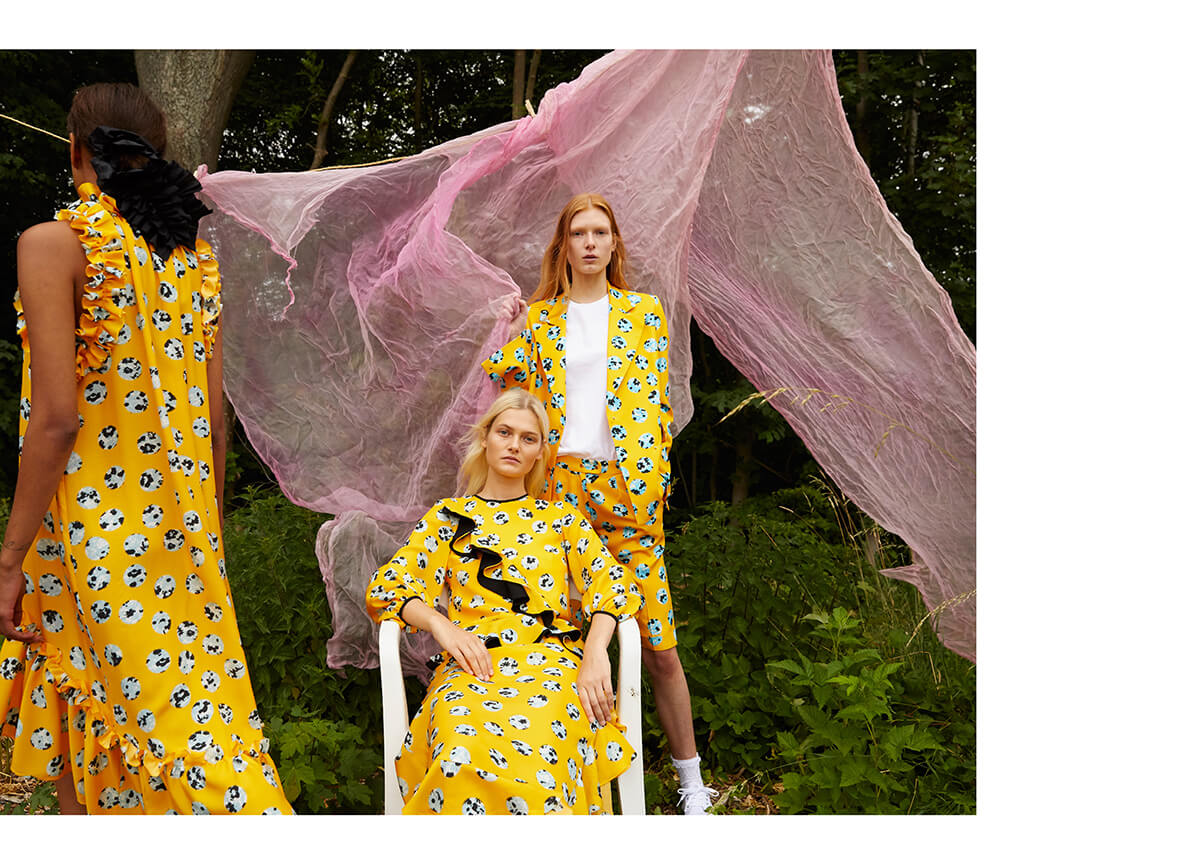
[222,487,384,813]
[268,708,381,813]
[645,484,975,813]
[768,608,975,813]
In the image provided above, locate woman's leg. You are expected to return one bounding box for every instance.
[551,456,715,812]
[640,646,697,759]
[55,773,86,814]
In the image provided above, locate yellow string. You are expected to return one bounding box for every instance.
[0,112,69,143]
[311,154,411,172]
[719,385,974,476]
[1,110,416,171]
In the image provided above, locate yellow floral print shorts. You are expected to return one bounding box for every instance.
[548,456,676,651]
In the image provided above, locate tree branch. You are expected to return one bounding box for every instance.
[311,50,359,170]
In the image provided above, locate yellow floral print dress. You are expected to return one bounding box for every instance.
[0,183,292,814]
[366,494,643,814]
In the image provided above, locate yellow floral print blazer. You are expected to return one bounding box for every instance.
[481,286,674,524]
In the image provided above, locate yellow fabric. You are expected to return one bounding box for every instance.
[366,494,642,814]
[0,184,291,814]
[481,287,679,651]
[481,287,674,523]
[550,456,674,651]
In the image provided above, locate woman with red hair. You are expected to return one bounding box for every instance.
[482,193,717,814]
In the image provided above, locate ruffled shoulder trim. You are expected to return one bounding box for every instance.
[54,186,128,378]
[194,236,222,356]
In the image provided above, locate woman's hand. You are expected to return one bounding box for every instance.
[429,615,493,682]
[577,644,614,726]
[0,560,39,643]
[507,298,528,341]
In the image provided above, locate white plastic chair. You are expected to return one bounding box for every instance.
[378,608,645,815]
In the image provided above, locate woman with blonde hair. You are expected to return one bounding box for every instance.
[482,193,717,813]
[366,387,642,814]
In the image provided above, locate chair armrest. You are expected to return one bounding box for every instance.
[379,618,410,815]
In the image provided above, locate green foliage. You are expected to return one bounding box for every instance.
[767,608,974,813]
[0,782,58,815]
[1,737,60,815]
[267,708,381,814]
[221,488,385,813]
[645,484,975,813]
[670,327,815,510]
[219,50,605,173]
[833,49,976,341]
[641,768,668,810]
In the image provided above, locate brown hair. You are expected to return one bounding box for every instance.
[67,83,167,167]
[530,193,629,302]
[457,388,551,497]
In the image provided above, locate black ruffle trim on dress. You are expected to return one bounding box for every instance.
[423,506,583,668]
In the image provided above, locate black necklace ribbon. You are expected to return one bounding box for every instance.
[87,125,211,254]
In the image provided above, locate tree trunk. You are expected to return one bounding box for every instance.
[134,50,254,171]
[311,50,358,169]
[854,50,870,170]
[134,49,253,507]
[907,50,924,177]
[414,55,425,142]
[730,433,753,505]
[525,50,541,113]
[512,50,527,120]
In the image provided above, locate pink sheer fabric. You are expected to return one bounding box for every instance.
[198,50,976,670]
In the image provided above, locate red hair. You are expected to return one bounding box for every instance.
[531,193,629,302]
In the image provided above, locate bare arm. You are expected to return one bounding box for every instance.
[0,221,85,641]
[398,598,493,682]
[577,612,617,725]
[206,325,226,527]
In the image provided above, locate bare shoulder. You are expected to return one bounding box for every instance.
[17,220,87,296]
[17,219,81,254]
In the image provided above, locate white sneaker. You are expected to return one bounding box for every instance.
[678,785,719,815]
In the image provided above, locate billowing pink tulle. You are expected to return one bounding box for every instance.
[198,50,975,672]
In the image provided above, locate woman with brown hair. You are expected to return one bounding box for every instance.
[482,193,717,814]
[0,83,291,814]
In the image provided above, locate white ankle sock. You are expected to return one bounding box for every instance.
[672,754,703,788]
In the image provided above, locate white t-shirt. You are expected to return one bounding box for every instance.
[558,297,617,461]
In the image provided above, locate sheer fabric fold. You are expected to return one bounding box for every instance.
[198,49,975,667]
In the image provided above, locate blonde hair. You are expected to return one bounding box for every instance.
[457,388,551,496]
[530,192,629,302]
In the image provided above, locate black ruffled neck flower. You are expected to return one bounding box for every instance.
[87,125,211,254]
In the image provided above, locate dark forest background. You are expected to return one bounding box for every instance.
[0,50,975,814]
